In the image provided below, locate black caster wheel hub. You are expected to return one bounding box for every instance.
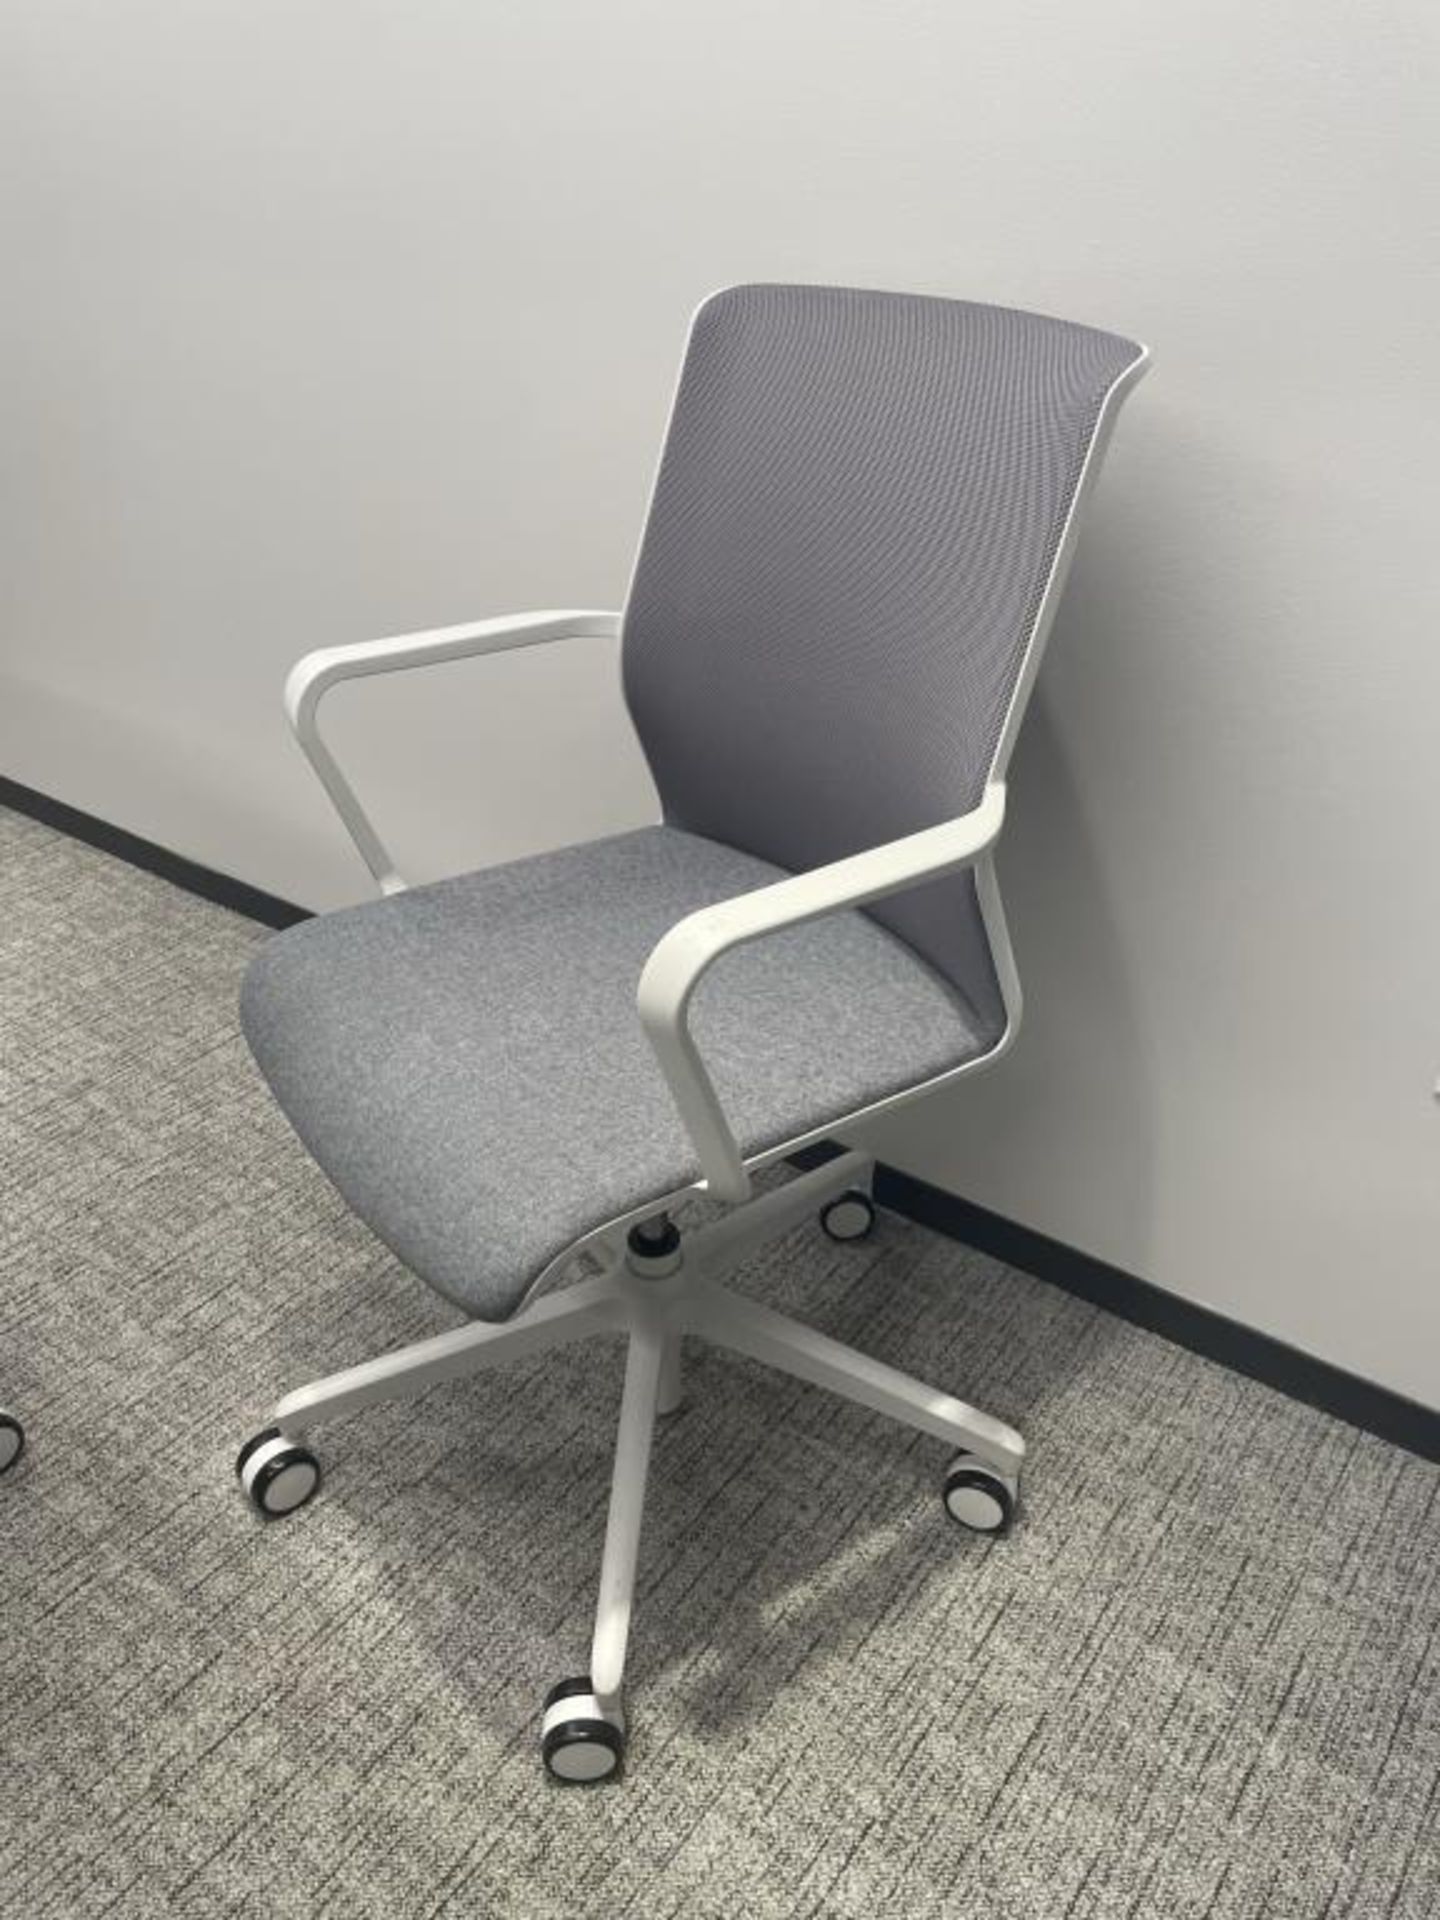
[237,1426,322,1518]
[541,1676,626,1784]
[943,1454,1016,1534]
[819,1189,877,1243]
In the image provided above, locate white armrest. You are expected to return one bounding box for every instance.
[637,783,1007,1203]
[284,609,623,894]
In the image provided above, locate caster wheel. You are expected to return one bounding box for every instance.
[943,1454,1016,1534]
[820,1190,876,1243]
[236,1426,322,1518]
[0,1413,24,1475]
[541,1677,625,1784]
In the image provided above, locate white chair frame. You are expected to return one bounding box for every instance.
[252,334,1147,1773]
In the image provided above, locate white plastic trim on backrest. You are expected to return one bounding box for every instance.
[986,345,1151,783]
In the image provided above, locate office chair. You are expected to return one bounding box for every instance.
[238,284,1147,1783]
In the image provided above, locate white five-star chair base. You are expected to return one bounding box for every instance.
[237,1146,1023,1784]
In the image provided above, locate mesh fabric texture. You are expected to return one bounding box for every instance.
[622,283,1143,1011]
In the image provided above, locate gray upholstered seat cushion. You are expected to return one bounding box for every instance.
[241,826,994,1320]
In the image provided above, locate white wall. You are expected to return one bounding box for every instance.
[4,1,1437,1406]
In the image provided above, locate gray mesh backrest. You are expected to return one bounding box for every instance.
[622,284,1142,1028]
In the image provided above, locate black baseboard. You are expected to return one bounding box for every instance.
[796,1145,1438,1462]
[9,774,1435,1463]
[0,776,309,931]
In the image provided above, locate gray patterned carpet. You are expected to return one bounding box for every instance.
[1,802,1437,1919]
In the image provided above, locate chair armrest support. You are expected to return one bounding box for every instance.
[284,610,623,894]
[637,784,1007,1203]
